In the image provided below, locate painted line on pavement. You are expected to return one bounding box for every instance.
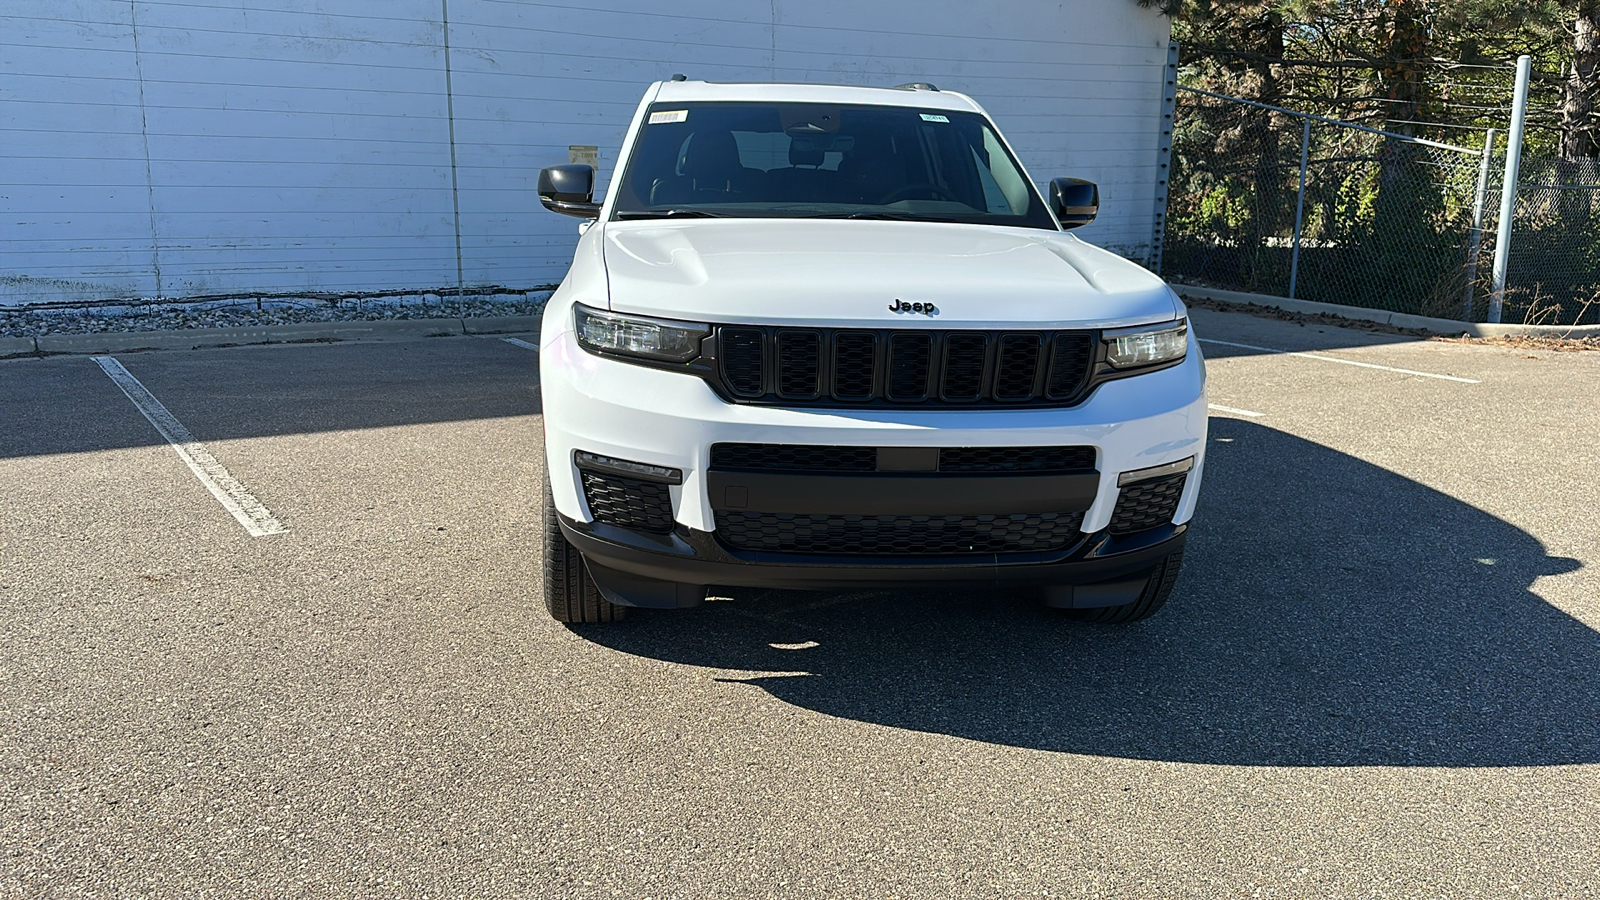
[1198,338,1480,384]
[1208,404,1264,418]
[92,356,287,537]
[502,337,538,351]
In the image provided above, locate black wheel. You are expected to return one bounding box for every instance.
[543,482,625,624]
[1062,548,1184,624]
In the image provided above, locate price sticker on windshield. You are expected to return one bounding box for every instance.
[649,110,689,124]
[920,113,950,123]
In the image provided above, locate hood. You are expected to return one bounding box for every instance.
[600,219,1180,329]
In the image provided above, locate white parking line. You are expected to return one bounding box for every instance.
[502,337,538,351]
[1208,404,1264,418]
[92,356,287,537]
[1198,337,1481,384]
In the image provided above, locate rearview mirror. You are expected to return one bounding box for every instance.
[1049,177,1099,230]
[538,165,600,218]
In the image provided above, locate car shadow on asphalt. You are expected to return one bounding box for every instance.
[0,339,543,458]
[579,417,1593,768]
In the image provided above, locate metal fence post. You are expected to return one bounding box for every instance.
[1461,128,1497,320]
[1150,41,1179,274]
[1489,55,1532,324]
[1288,116,1310,300]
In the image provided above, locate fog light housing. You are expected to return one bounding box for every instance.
[574,451,683,485]
[1117,456,1194,487]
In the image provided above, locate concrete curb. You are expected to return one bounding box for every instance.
[1171,284,1600,338]
[0,336,37,358]
[12,313,545,357]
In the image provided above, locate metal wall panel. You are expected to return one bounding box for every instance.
[0,0,1171,306]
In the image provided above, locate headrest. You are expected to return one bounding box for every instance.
[680,131,741,176]
[789,143,825,168]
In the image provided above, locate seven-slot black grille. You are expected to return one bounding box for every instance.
[716,512,1086,555]
[1109,473,1187,535]
[710,443,1096,474]
[715,326,1094,407]
[579,470,675,534]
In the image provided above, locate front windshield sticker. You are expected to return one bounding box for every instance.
[919,113,950,123]
[649,109,688,124]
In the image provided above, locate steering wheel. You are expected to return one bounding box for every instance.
[877,182,957,204]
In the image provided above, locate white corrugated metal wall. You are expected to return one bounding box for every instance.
[1,0,1172,307]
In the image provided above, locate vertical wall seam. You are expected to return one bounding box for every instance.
[442,0,465,291]
[770,0,777,80]
[128,1,163,297]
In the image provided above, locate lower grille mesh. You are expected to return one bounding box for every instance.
[937,446,1096,473]
[710,443,878,472]
[1109,473,1187,535]
[715,511,1085,555]
[710,443,1095,474]
[580,471,675,533]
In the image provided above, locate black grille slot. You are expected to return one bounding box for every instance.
[720,328,766,397]
[994,334,1042,400]
[710,443,878,472]
[1109,473,1187,535]
[580,471,675,534]
[713,327,1096,407]
[941,333,988,400]
[1048,333,1094,399]
[832,332,877,400]
[776,331,820,398]
[887,332,933,401]
[938,446,1096,473]
[715,511,1085,555]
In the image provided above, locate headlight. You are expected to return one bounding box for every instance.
[1104,319,1188,369]
[574,304,710,363]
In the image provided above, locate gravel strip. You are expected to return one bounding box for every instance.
[0,293,550,339]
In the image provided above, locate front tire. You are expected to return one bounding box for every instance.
[543,482,625,624]
[1062,548,1184,624]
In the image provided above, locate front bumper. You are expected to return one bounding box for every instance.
[540,315,1206,607]
[561,511,1188,606]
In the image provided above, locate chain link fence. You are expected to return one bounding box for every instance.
[1486,156,1600,325]
[1163,89,1600,327]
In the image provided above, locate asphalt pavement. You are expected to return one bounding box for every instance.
[2,310,1597,898]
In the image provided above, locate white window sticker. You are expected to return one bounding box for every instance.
[649,109,689,124]
[920,113,950,123]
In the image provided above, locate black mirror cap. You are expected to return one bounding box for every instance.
[1050,177,1099,230]
[538,164,600,217]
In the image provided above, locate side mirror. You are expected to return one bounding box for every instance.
[1049,177,1099,229]
[538,165,600,218]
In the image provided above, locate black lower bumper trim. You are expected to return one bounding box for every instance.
[558,513,1186,594]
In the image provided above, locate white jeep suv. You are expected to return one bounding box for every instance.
[536,79,1206,624]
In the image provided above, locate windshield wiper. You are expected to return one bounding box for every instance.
[614,209,733,220]
[801,212,925,221]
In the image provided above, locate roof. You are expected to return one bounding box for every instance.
[648,80,986,114]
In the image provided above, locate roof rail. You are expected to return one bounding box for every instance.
[893,82,939,92]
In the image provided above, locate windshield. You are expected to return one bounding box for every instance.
[610,101,1058,229]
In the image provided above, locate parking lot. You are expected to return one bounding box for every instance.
[3,306,1598,897]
